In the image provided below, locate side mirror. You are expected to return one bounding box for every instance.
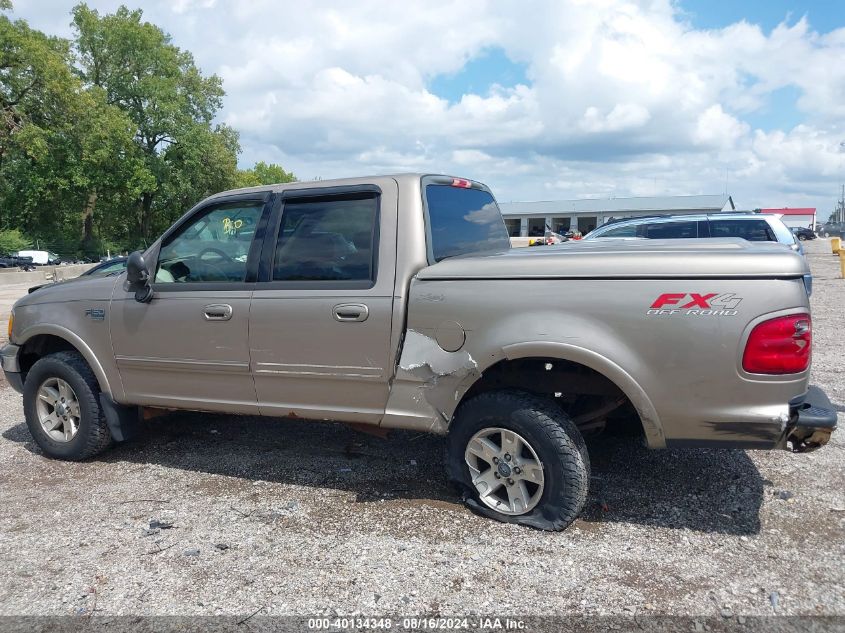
[125,251,153,303]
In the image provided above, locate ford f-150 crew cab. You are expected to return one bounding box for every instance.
[1,174,837,530]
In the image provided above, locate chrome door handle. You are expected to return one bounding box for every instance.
[333,303,369,322]
[203,304,233,321]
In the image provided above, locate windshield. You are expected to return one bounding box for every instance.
[424,184,510,261]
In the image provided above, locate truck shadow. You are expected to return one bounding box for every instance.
[3,412,763,535]
[582,435,764,535]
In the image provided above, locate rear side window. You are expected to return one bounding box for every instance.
[710,219,776,241]
[273,195,378,282]
[425,184,510,262]
[599,224,638,238]
[644,221,698,238]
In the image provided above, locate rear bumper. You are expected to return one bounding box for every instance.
[781,386,838,452]
[1,343,23,394]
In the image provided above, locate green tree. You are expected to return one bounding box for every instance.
[236,161,296,188]
[72,3,239,240]
[156,122,241,229]
[1,5,296,256]
[0,11,150,256]
[0,228,29,252]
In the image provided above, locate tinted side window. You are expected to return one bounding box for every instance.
[644,221,697,238]
[424,185,510,262]
[709,219,775,241]
[599,224,638,237]
[156,201,263,283]
[273,195,378,282]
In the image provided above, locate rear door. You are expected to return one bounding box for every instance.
[248,181,398,422]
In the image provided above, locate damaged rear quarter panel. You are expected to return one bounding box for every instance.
[382,277,664,438]
[382,274,809,449]
[382,329,480,434]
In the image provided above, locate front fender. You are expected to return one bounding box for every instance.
[17,324,117,398]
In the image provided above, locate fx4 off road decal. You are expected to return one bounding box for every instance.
[647,293,742,316]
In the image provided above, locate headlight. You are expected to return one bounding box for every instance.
[7,310,13,340]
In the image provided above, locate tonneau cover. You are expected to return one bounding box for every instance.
[416,238,809,280]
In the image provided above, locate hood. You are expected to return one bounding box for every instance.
[15,273,120,308]
[416,238,809,280]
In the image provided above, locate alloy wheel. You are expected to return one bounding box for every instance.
[464,427,545,515]
[36,377,81,442]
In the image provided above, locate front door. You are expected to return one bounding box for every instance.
[110,195,269,413]
[249,183,397,423]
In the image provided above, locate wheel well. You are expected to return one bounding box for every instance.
[461,357,644,438]
[18,335,79,379]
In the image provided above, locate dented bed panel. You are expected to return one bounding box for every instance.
[384,274,811,448]
[382,330,480,434]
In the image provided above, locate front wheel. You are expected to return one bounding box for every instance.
[23,351,112,460]
[448,390,590,531]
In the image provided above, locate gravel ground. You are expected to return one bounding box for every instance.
[0,239,842,620]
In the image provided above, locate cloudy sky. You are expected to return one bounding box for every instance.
[9,0,845,215]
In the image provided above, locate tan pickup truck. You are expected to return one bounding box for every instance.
[1,174,836,530]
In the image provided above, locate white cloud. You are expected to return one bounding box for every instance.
[692,105,748,149]
[171,0,215,14]
[581,104,652,133]
[10,0,845,214]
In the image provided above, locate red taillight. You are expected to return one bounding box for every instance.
[451,178,471,188]
[742,314,811,374]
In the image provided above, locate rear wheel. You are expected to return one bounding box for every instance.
[448,390,589,531]
[23,351,112,460]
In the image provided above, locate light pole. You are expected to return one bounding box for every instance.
[837,143,845,224]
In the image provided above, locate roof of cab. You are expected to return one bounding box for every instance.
[204,173,472,202]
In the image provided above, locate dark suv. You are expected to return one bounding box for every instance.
[791,227,817,241]
[0,253,35,270]
[820,222,844,238]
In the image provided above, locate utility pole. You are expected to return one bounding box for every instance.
[837,185,845,223]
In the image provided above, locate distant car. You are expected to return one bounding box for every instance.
[586,213,798,249]
[0,253,35,270]
[82,257,128,278]
[28,256,128,294]
[584,212,812,294]
[791,227,816,241]
[819,222,845,238]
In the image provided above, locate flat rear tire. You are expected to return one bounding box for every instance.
[448,390,590,531]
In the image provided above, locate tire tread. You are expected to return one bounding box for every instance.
[24,351,112,460]
[449,389,590,531]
